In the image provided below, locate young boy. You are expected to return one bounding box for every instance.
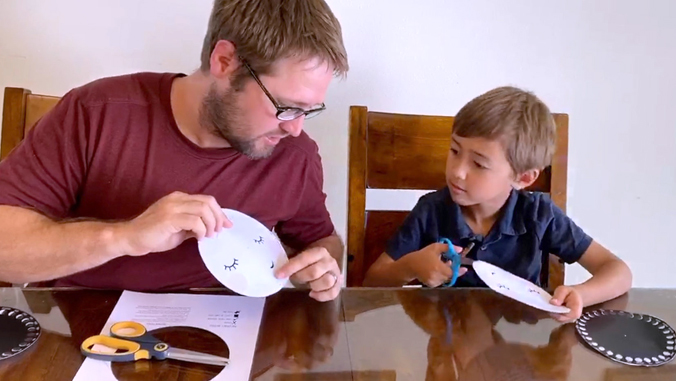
[363,86,632,323]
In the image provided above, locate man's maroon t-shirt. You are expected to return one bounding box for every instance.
[0,72,335,290]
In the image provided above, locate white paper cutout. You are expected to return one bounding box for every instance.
[72,291,265,380]
[198,209,289,298]
[472,260,571,314]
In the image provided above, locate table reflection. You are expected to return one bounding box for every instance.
[251,290,341,378]
[397,290,579,381]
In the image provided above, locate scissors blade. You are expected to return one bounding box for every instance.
[460,257,475,266]
[166,348,230,367]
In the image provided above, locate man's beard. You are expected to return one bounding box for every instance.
[198,83,274,160]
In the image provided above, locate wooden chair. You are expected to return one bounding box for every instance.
[1,87,60,160]
[346,105,569,292]
[1,87,61,286]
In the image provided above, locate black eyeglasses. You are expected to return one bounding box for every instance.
[240,58,326,121]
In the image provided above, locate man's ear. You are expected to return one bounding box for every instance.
[513,168,540,190]
[209,40,240,80]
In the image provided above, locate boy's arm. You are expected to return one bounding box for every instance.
[568,240,633,307]
[364,243,464,288]
[363,192,468,288]
[363,252,417,287]
[540,197,632,320]
[362,196,429,287]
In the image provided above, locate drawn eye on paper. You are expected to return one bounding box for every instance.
[528,288,539,294]
[197,208,291,298]
[224,258,239,271]
[498,284,509,290]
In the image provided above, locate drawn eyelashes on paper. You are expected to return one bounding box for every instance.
[255,236,264,244]
[496,284,539,293]
[497,285,540,293]
[224,258,239,271]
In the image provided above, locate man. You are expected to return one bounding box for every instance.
[0,0,348,302]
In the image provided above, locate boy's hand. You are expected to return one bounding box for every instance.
[404,242,467,288]
[549,285,583,323]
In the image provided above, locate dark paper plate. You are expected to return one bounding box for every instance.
[0,306,41,361]
[576,309,675,367]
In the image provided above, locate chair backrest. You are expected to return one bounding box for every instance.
[1,87,60,160]
[346,105,569,292]
[0,88,60,286]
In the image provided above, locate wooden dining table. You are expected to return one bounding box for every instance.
[1,286,675,381]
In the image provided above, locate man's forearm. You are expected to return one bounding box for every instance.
[0,206,127,284]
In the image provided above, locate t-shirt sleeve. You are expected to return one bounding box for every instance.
[385,197,430,260]
[274,150,335,250]
[539,199,593,264]
[0,89,88,219]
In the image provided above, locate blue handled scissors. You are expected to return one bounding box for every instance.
[439,238,475,287]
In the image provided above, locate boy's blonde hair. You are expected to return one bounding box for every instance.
[200,0,348,86]
[452,86,556,174]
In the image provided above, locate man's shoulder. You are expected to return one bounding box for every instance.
[277,131,321,159]
[68,72,182,108]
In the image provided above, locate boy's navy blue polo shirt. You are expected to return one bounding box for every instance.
[385,187,593,287]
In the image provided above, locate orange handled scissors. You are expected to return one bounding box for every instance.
[81,321,229,366]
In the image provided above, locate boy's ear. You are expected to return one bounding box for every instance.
[514,169,540,190]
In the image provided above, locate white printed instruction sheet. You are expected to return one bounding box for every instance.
[73,290,265,381]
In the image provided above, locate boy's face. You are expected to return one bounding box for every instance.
[445,134,534,207]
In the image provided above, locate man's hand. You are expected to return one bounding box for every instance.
[549,285,584,323]
[402,242,467,288]
[275,247,341,302]
[117,191,232,256]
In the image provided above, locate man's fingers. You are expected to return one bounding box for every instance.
[197,195,232,230]
[184,195,232,230]
[173,214,207,240]
[309,272,339,292]
[221,211,233,228]
[275,249,327,279]
[178,201,217,237]
[274,247,341,302]
[288,260,334,284]
[309,278,341,302]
